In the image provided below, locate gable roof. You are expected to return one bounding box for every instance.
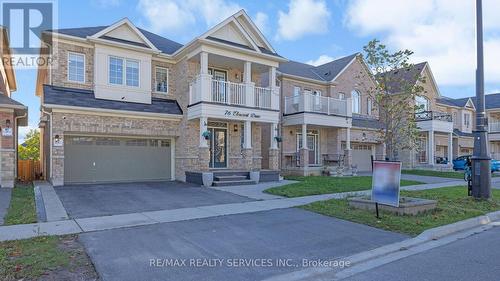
[436,97,471,108]
[51,25,183,55]
[278,53,359,82]
[375,62,427,94]
[43,85,182,115]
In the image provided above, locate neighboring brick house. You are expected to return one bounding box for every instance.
[36,11,286,186]
[277,53,384,175]
[0,27,28,188]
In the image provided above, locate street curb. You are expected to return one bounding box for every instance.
[264,210,500,281]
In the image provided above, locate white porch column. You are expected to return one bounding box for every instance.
[199,117,208,148]
[448,132,453,165]
[269,66,279,110]
[244,61,255,107]
[428,130,434,165]
[271,122,278,149]
[301,124,307,148]
[244,120,252,149]
[200,52,208,74]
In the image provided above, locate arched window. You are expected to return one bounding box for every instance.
[415,96,429,112]
[351,90,361,114]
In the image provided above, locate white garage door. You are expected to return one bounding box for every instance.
[352,144,374,172]
[64,136,172,184]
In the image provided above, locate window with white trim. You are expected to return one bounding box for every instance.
[155,67,168,93]
[293,86,300,104]
[108,56,140,87]
[126,60,139,87]
[464,112,471,128]
[338,92,345,100]
[351,90,361,114]
[109,56,123,85]
[68,52,85,83]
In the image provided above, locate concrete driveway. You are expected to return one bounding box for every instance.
[79,208,407,281]
[55,181,253,219]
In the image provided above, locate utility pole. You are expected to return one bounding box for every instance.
[471,0,491,199]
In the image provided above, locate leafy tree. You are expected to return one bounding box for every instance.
[18,129,40,160]
[360,39,426,161]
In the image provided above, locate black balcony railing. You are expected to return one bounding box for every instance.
[415,111,452,122]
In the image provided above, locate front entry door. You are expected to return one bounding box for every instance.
[209,128,227,168]
[297,133,319,165]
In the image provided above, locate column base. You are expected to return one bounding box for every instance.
[198,147,210,172]
[299,148,309,168]
[242,148,253,170]
[268,148,279,170]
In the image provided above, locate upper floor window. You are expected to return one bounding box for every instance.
[155,67,169,93]
[126,60,139,87]
[464,112,471,128]
[108,56,140,87]
[109,56,123,85]
[293,86,301,104]
[68,52,85,83]
[338,92,345,100]
[351,90,361,114]
[367,98,372,115]
[415,96,429,112]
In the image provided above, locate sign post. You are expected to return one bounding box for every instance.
[371,160,402,217]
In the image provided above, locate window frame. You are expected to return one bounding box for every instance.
[415,95,429,112]
[67,52,86,83]
[154,66,169,94]
[351,90,361,114]
[107,55,140,87]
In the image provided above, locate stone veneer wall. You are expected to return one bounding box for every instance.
[0,111,15,188]
[49,112,180,186]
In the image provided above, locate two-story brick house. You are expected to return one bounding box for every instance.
[0,27,28,188]
[277,53,384,175]
[36,11,286,186]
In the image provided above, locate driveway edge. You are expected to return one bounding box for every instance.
[264,210,500,281]
[33,181,69,222]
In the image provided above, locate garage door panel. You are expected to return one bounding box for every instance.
[352,144,374,172]
[64,136,172,184]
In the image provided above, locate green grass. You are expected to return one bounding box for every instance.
[0,236,72,280]
[302,186,500,236]
[264,176,424,198]
[4,184,37,225]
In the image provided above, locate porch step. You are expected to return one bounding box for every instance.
[214,175,248,182]
[212,179,256,187]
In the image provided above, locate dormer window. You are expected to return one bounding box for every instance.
[108,56,140,87]
[68,52,85,83]
[351,90,361,114]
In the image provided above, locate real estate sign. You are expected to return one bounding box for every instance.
[371,161,401,207]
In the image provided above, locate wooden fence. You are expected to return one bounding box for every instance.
[18,159,41,182]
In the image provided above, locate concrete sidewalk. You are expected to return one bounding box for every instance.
[0,189,369,242]
[0,189,12,225]
[34,181,69,222]
[211,180,297,200]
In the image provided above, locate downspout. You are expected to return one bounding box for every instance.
[14,111,27,183]
[41,106,52,182]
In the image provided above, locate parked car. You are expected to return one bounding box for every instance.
[453,155,500,172]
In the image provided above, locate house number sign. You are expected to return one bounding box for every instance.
[224,110,261,118]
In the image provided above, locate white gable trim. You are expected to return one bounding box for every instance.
[420,63,441,97]
[199,10,261,53]
[465,98,476,110]
[89,18,159,52]
[236,10,276,53]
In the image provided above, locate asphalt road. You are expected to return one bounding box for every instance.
[343,226,500,281]
[79,208,407,281]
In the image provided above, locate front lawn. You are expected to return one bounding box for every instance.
[302,186,500,236]
[4,184,37,225]
[264,176,424,198]
[0,235,97,280]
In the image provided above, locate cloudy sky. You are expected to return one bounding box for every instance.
[12,0,500,140]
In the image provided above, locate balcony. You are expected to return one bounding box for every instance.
[415,111,453,133]
[489,121,500,133]
[282,93,352,128]
[189,74,279,110]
